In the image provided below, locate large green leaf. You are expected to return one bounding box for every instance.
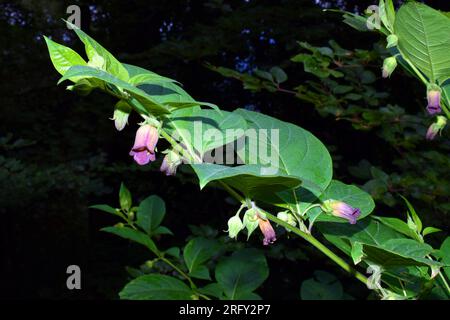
[191,163,301,197]
[215,249,268,300]
[395,2,450,83]
[136,195,166,235]
[59,65,171,116]
[235,109,332,192]
[234,109,332,210]
[67,21,129,81]
[119,274,193,300]
[43,36,87,81]
[318,218,440,267]
[164,107,247,156]
[183,237,220,280]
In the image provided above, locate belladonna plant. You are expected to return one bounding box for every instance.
[44,17,450,300]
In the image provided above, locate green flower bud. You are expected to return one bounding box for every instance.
[112,100,132,131]
[382,56,397,78]
[67,79,94,96]
[87,53,106,70]
[227,214,244,239]
[277,211,289,222]
[286,214,297,227]
[243,208,259,239]
[386,34,398,48]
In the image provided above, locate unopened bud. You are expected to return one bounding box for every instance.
[382,56,397,78]
[386,34,398,48]
[227,214,244,239]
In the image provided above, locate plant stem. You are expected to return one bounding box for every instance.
[159,256,197,289]
[264,210,369,286]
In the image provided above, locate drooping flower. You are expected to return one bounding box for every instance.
[112,101,131,131]
[256,213,276,245]
[426,116,447,140]
[160,149,183,176]
[227,214,244,239]
[129,124,159,165]
[382,56,397,78]
[321,199,361,224]
[426,85,442,115]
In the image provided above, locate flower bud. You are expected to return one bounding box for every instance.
[129,124,159,165]
[321,199,361,224]
[382,56,397,78]
[243,208,259,239]
[277,211,289,222]
[227,214,244,239]
[426,85,442,115]
[160,149,183,176]
[426,116,447,140]
[386,34,398,48]
[112,100,131,131]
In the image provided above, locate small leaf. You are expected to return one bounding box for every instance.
[119,183,132,211]
[351,242,364,265]
[400,195,422,233]
[165,247,180,259]
[101,226,157,253]
[43,36,87,79]
[90,204,124,218]
[183,237,220,274]
[136,195,166,235]
[270,66,288,84]
[423,227,442,237]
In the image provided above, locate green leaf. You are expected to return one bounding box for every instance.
[300,271,343,300]
[318,218,440,267]
[191,163,301,198]
[59,65,171,116]
[136,195,166,235]
[43,36,87,80]
[89,204,124,218]
[400,195,422,233]
[439,237,450,279]
[189,265,211,280]
[198,283,224,299]
[183,237,220,275]
[119,274,193,300]
[101,226,157,253]
[395,2,450,83]
[373,216,417,239]
[270,66,288,84]
[423,227,442,237]
[66,20,129,81]
[119,183,132,211]
[235,108,332,200]
[215,249,268,300]
[351,242,364,265]
[164,107,247,156]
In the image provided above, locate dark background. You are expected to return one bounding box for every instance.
[1,0,449,299]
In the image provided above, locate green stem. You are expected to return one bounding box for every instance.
[264,210,369,286]
[159,256,197,289]
[397,48,428,85]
